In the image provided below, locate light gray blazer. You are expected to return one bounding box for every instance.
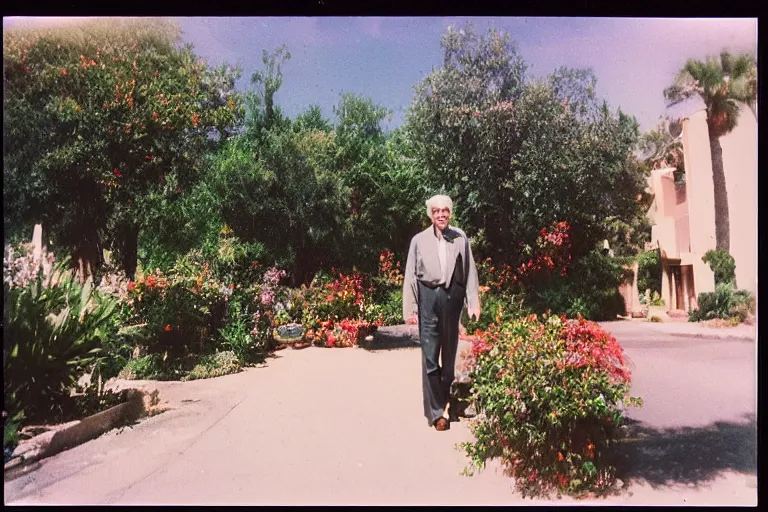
[402,224,480,321]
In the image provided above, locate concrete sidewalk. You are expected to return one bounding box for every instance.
[4,322,756,506]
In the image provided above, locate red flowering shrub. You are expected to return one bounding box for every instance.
[301,269,381,347]
[376,250,404,287]
[517,221,572,282]
[370,250,407,326]
[462,314,642,498]
[124,260,231,356]
[475,221,627,322]
[477,221,572,297]
[477,258,519,294]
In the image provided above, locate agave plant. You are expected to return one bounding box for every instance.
[3,254,118,424]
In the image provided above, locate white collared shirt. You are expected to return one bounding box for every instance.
[436,228,448,286]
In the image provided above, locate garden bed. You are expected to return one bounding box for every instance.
[702,316,755,328]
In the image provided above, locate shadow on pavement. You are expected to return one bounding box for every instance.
[361,325,420,351]
[616,414,757,489]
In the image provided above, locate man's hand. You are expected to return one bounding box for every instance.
[406,313,418,325]
[467,307,480,322]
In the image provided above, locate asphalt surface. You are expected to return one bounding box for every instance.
[3,321,757,505]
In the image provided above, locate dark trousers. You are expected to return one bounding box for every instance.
[417,280,465,426]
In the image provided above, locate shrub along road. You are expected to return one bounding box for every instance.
[4,322,756,505]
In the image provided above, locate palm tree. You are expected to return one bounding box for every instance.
[639,116,685,175]
[663,50,757,252]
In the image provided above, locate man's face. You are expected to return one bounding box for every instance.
[430,205,451,232]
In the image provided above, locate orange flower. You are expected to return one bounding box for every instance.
[164,324,172,332]
[127,282,136,292]
[557,452,564,461]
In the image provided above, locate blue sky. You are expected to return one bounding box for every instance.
[5,17,757,133]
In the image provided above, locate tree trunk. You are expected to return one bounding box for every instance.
[709,134,730,252]
[72,237,102,283]
[294,234,315,287]
[122,224,140,281]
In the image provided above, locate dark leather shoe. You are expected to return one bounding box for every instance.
[434,417,450,431]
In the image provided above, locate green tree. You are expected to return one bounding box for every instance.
[328,93,431,272]
[3,18,244,280]
[210,122,346,285]
[294,104,332,132]
[246,44,291,137]
[408,23,645,267]
[663,50,757,252]
[378,128,432,264]
[209,48,348,284]
[333,93,392,268]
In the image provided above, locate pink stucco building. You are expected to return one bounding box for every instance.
[646,103,757,312]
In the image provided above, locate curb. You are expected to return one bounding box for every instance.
[668,332,756,342]
[4,390,148,480]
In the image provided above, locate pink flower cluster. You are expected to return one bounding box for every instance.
[259,288,275,306]
[258,266,286,306]
[262,266,286,287]
[3,244,56,288]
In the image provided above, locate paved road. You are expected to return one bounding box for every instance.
[4,322,757,505]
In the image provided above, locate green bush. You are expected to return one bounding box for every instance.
[701,249,736,286]
[4,410,25,460]
[636,249,662,295]
[124,253,231,358]
[367,250,406,326]
[528,251,629,321]
[205,227,268,288]
[118,354,170,381]
[4,246,118,424]
[464,290,530,333]
[218,299,267,365]
[373,288,404,326]
[122,254,291,372]
[462,314,642,498]
[689,283,755,323]
[182,351,242,381]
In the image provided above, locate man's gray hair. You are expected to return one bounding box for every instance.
[425,194,453,218]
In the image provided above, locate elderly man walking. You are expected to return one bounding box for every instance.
[403,194,480,431]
